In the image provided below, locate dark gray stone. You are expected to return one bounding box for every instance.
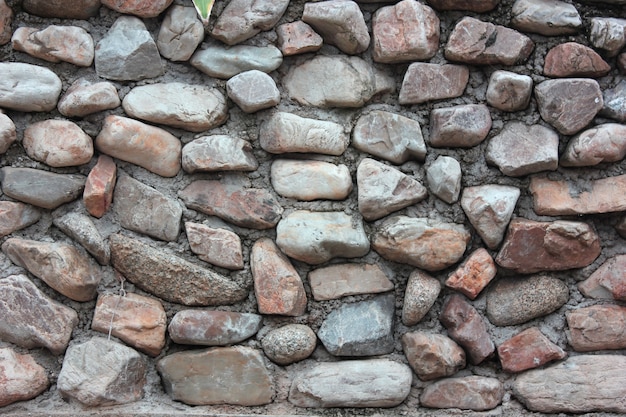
[191,44,283,79]
[53,212,110,265]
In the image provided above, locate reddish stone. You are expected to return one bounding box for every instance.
[560,124,626,167]
[445,248,497,300]
[402,332,466,381]
[185,222,244,270]
[169,310,262,346]
[0,202,40,237]
[426,0,499,12]
[58,79,120,117]
[12,25,94,66]
[276,21,322,56]
[421,376,503,411]
[486,70,533,112]
[399,63,469,104]
[544,42,611,78]
[429,104,492,148]
[23,119,93,167]
[0,348,49,407]
[83,155,117,218]
[309,263,394,301]
[578,254,626,300]
[567,304,626,351]
[497,327,566,373]
[0,0,12,45]
[101,0,172,18]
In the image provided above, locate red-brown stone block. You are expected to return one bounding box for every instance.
[567,304,626,351]
[497,327,566,373]
[445,248,497,300]
[84,155,117,218]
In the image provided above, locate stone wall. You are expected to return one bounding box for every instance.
[1,0,626,415]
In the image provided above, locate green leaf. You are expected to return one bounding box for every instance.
[192,0,215,25]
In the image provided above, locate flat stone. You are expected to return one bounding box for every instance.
[179,180,283,229]
[122,83,228,132]
[57,337,146,407]
[497,327,566,373]
[101,0,172,18]
[567,304,626,351]
[23,119,93,167]
[544,42,610,78]
[168,310,262,346]
[486,70,533,112]
[92,293,166,356]
[429,104,492,148]
[0,0,13,45]
[185,222,244,270]
[0,202,41,237]
[560,123,626,167]
[426,0,500,12]
[58,79,120,117]
[0,112,16,153]
[83,155,116,218]
[446,248,497,300]
[157,5,203,61]
[590,18,626,56]
[421,376,504,411]
[426,156,462,204]
[109,233,248,306]
[486,122,559,176]
[440,294,495,364]
[0,62,62,112]
[399,63,469,104]
[402,270,441,326]
[578,254,626,300]
[251,238,307,316]
[53,212,110,265]
[182,135,257,174]
[276,21,323,56]
[402,332,466,381]
[272,159,352,201]
[95,115,181,178]
[513,355,626,413]
[211,0,289,45]
[22,0,101,19]
[0,167,85,209]
[0,348,49,407]
[227,70,280,113]
[289,359,412,408]
[12,25,94,66]
[601,80,626,122]
[191,44,282,79]
[276,210,370,264]
[261,324,317,365]
[157,347,273,406]
[372,216,470,271]
[510,0,582,35]
[309,263,394,301]
[0,274,78,355]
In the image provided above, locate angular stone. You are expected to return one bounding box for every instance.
[185,222,244,270]
[578,254,626,300]
[513,355,626,413]
[309,263,394,301]
[544,42,610,78]
[510,0,582,35]
[289,359,412,408]
[179,180,283,229]
[601,80,626,122]
[101,0,172,18]
[276,210,369,264]
[211,0,289,45]
[402,270,440,326]
[440,294,495,364]
[0,202,40,238]
[261,324,317,365]
[57,337,146,407]
[590,18,626,56]
[83,155,116,218]
[122,83,228,132]
[567,304,626,351]
[0,275,78,355]
[498,327,566,373]
[372,216,470,271]
[191,44,282,79]
[227,70,280,113]
[560,123,626,167]
[157,5,203,61]
[486,70,533,112]
[276,21,323,56]
[22,0,101,19]
[182,135,256,174]
[53,212,110,265]
[251,238,307,316]
[272,159,352,201]
[426,0,499,12]
[95,115,181,178]
[92,293,166,356]
[352,110,427,164]
[12,25,94,66]
[109,233,248,306]
[427,156,462,204]
[58,79,120,117]
[421,376,504,411]
[399,63,469,104]
[486,122,559,176]
[0,62,62,112]
[23,119,93,167]
[0,0,13,45]
[402,332,465,381]
[157,347,273,406]
[168,310,262,346]
[429,104,492,147]
[0,112,16,153]
[0,348,49,407]
[446,249,496,300]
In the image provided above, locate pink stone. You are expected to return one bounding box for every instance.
[0,348,49,407]
[23,119,93,167]
[421,376,503,411]
[578,254,626,300]
[429,104,492,148]
[276,21,322,56]
[58,79,120,117]
[486,70,533,112]
[497,327,566,373]
[399,63,469,104]
[544,42,611,78]
[402,332,466,381]
[445,248,497,300]
[101,0,172,18]
[185,222,244,270]
[12,25,94,66]
[0,201,40,237]
[567,304,626,351]
[560,123,626,167]
[83,155,117,218]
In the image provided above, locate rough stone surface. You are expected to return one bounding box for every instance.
[0,62,62,112]
[0,0,13,45]
[57,79,120,117]
[227,70,280,113]
[0,112,16,153]
[402,332,466,381]
[510,0,582,35]
[590,17,626,56]
[427,156,462,204]
[497,327,566,373]
[168,310,262,346]
[421,376,504,411]
[402,270,441,326]
[578,254,626,300]
[309,263,394,301]
[23,119,93,167]
[83,155,116,218]
[22,0,101,19]
[486,70,533,112]
[0,348,49,407]
[101,0,172,18]
[211,0,289,45]
[0,202,41,238]
[156,5,203,61]
[0,167,85,209]
[560,123,626,167]
[445,248,496,300]
[600,80,626,121]
[185,222,244,270]
[182,135,257,173]
[566,304,626,351]
[191,44,283,79]
[399,63,469,104]
[544,42,610,78]
[272,159,352,201]
[53,212,110,265]
[276,21,322,56]
[429,104,492,148]
[261,324,317,365]
[12,25,94,66]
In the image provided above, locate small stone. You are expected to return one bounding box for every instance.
[182,135,257,173]
[211,0,289,45]
[426,0,500,12]
[101,0,172,18]
[0,348,49,407]
[157,5,203,61]
[0,0,13,45]
[429,104,492,148]
[486,70,533,112]
[0,202,41,238]
[272,159,352,201]
[185,222,244,270]
[446,249,497,300]
[601,80,626,122]
[276,21,323,56]
[420,376,504,411]
[58,79,120,117]
[83,155,116,218]
[497,327,566,373]
[168,310,262,346]
[578,254,626,300]
[567,304,626,351]
[402,332,465,381]
[53,212,110,265]
[22,0,100,19]
[309,263,394,301]
[510,0,582,36]
[227,70,280,113]
[191,44,282,79]
[261,324,317,365]
[399,63,469,104]
[0,112,16,153]
[544,42,610,78]
[12,25,94,66]
[23,119,93,167]
[590,18,626,56]
[0,62,62,112]
[426,156,462,204]
[402,270,441,326]
[560,123,626,167]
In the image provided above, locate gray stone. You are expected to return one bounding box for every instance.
[211,0,289,45]
[309,263,394,301]
[53,212,110,265]
[421,376,504,411]
[601,80,626,122]
[578,254,626,300]
[22,0,101,19]
[590,18,626,56]
[272,159,352,201]
[402,270,441,326]
[168,310,262,346]
[0,167,85,209]
[402,332,465,381]
[0,62,62,112]
[510,0,582,35]
[22,119,93,168]
[0,348,49,407]
[427,156,462,204]
[399,63,469,104]
[261,324,317,365]
[0,202,41,238]
[58,79,120,117]
[157,5,203,61]
[12,25,94,66]
[191,44,283,79]
[182,135,257,173]
[429,104,492,148]
[185,222,244,270]
[560,123,626,167]
[226,70,280,113]
[486,70,533,112]
[0,112,16,153]
[566,304,626,351]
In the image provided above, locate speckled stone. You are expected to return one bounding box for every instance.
[261,324,317,365]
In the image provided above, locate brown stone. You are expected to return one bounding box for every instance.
[0,0,13,45]
[101,0,172,18]
[429,104,492,148]
[23,119,93,167]
[426,0,500,12]
[0,202,40,237]
[567,304,626,351]
[276,21,322,56]
[420,376,503,411]
[445,248,497,300]
[58,79,120,118]
[168,310,262,346]
[402,270,441,326]
[544,42,611,78]
[309,263,394,301]
[185,222,244,270]
[497,327,566,373]
[510,0,582,36]
[83,155,116,218]
[399,63,469,104]
[22,0,101,19]
[402,332,466,381]
[560,123,626,167]
[0,348,49,407]
[578,254,626,300]
[486,70,533,112]
[12,25,94,66]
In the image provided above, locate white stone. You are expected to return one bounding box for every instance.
[427,156,462,204]
[271,159,352,201]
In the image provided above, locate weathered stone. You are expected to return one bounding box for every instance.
[23,119,93,167]
[122,83,228,132]
[53,212,109,265]
[446,249,496,300]
[289,359,412,408]
[567,304,626,351]
[272,159,352,201]
[402,270,440,326]
[227,70,280,113]
[12,25,94,66]
[261,324,317,365]
[372,216,470,271]
[498,328,566,373]
[22,0,101,19]
[309,263,393,301]
[109,233,248,306]
[0,167,85,209]
[402,332,465,381]
[157,5,203,61]
[101,0,172,18]
[421,376,504,411]
[426,0,499,12]
[590,18,626,56]
[95,115,181,178]
[0,202,40,237]
[601,80,626,122]
[486,70,533,112]
[0,112,16,153]
[399,63,469,104]
[427,156,462,204]
[168,310,262,346]
[191,44,282,79]
[560,123,626,167]
[251,238,307,316]
[0,62,62,112]
[510,0,582,35]
[0,274,78,355]
[58,79,120,117]
[544,42,610,78]
[83,155,116,218]
[429,104,492,147]
[578,254,626,300]
[158,347,273,406]
[211,0,289,45]
[0,0,13,45]
[182,135,257,174]
[0,348,49,407]
[276,210,370,264]
[185,222,244,270]
[440,294,495,364]
[276,21,323,56]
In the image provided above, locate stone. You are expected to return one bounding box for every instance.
[83,155,116,218]
[567,304,626,351]
[260,112,348,156]
[53,212,110,265]
[309,263,394,301]
[578,254,626,300]
[276,21,323,56]
[58,79,120,117]
[0,202,41,237]
[560,123,626,167]
[227,70,280,113]
[57,337,146,407]
[429,104,492,148]
[461,185,520,249]
[289,359,412,408]
[302,0,370,55]
[92,293,166,356]
[272,159,352,201]
[426,0,500,12]
[12,25,94,66]
[446,249,496,300]
[168,310,262,346]
[544,42,610,78]
[352,110,427,164]
[372,216,470,271]
[185,222,244,270]
[276,210,369,264]
[22,0,101,19]
[0,0,13,45]
[122,83,228,132]
[0,112,16,153]
[445,17,534,65]
[251,238,307,316]
[261,324,317,365]
[402,270,441,326]
[190,44,283,79]
[211,0,289,45]
[0,275,78,355]
[486,122,559,176]
[420,376,504,411]
[486,70,533,112]
[372,0,439,63]
[101,0,172,18]
[157,347,273,406]
[182,135,257,173]
[497,327,566,373]
[440,294,495,364]
[95,16,163,81]
[601,80,626,122]
[0,348,49,407]
[0,62,62,112]
[535,78,603,135]
[109,233,248,306]
[399,63,469,104]
[530,175,626,215]
[402,332,466,381]
[357,158,427,220]
[179,180,283,229]
[23,119,93,167]
[157,5,203,61]
[513,355,626,413]
[95,115,181,178]
[510,0,582,35]
[426,156,462,204]
[590,18,626,56]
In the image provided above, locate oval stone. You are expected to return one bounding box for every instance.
[261,324,317,365]
[168,310,262,346]
[0,63,62,112]
[23,120,93,167]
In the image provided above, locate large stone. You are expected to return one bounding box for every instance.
[497,327,566,373]
[0,0,13,45]
[83,155,117,218]
[261,324,317,365]
[0,112,16,153]
[486,70,533,112]
[0,348,49,407]
[510,0,582,35]
[168,310,262,346]
[22,0,101,19]
[578,254,626,300]
[427,156,462,204]
[402,332,466,381]
[276,21,323,56]
[227,70,280,113]
[426,0,499,12]
[211,0,289,45]
[567,304,626,351]
[560,123,626,167]
[445,248,497,300]
[309,263,393,301]
[58,79,120,117]
[190,44,282,79]
[53,212,110,265]
[185,222,244,270]
[272,159,352,201]
[399,63,469,104]
[0,63,62,112]
[101,0,172,18]
[12,25,94,66]
[23,119,93,168]
[544,42,610,78]
[590,18,626,56]
[156,5,203,61]
[182,135,257,173]
[0,202,40,238]
[429,104,492,148]
[420,376,504,411]
[0,167,85,209]
[402,270,440,326]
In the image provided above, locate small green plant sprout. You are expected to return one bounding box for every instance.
[191,0,215,26]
